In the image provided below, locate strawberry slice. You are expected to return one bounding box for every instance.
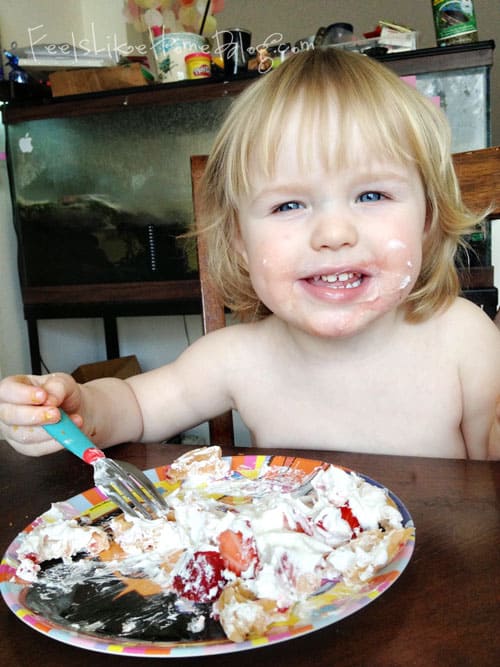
[218,528,259,576]
[172,550,226,603]
[23,552,40,563]
[340,504,361,535]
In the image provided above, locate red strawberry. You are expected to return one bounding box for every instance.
[218,529,259,576]
[172,550,226,603]
[23,552,39,563]
[340,504,361,535]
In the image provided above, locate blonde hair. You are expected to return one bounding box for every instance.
[198,47,480,322]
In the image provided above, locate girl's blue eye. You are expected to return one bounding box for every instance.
[357,191,385,203]
[274,201,304,213]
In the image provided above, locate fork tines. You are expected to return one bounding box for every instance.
[94,458,168,521]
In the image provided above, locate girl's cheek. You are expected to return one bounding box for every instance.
[370,239,421,306]
[385,238,420,281]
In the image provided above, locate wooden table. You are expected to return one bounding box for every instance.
[1,442,498,666]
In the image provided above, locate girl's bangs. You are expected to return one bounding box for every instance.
[238,76,417,190]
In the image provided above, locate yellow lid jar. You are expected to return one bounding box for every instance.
[185,52,212,79]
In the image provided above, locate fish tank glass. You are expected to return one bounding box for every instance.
[6,97,232,286]
[415,64,490,152]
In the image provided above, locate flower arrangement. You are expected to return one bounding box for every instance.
[124,0,225,37]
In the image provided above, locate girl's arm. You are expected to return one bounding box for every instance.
[125,326,237,443]
[0,327,238,455]
[457,302,500,460]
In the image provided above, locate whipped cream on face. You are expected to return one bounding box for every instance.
[14,448,411,642]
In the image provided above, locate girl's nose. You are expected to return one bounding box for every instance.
[310,207,358,251]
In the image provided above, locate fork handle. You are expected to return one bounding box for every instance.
[43,410,105,464]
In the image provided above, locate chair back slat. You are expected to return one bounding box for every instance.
[191,155,235,447]
[453,146,500,217]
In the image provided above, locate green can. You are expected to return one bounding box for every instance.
[431,0,478,46]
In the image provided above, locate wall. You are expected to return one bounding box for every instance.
[0,124,30,379]
[0,0,126,57]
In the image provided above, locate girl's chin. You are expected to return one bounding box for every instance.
[284,301,403,339]
[306,318,374,339]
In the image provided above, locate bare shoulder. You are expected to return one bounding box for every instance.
[436,297,500,349]
[197,316,276,345]
[177,316,278,367]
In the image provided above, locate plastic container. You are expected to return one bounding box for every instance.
[431,0,478,46]
[185,52,211,79]
[152,32,207,83]
[323,23,354,45]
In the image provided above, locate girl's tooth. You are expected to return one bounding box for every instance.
[319,273,361,285]
[318,276,363,289]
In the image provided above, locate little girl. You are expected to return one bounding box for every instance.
[1,48,499,459]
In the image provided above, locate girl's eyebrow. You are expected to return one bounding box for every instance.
[349,167,412,181]
[257,177,323,194]
[248,183,307,203]
[251,172,411,198]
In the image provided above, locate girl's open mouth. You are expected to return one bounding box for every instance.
[309,272,364,289]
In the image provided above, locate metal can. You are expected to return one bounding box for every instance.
[431,0,478,46]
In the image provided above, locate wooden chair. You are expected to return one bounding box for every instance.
[191,155,235,447]
[190,147,500,445]
[452,146,499,317]
[452,146,500,217]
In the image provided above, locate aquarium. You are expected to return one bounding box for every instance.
[6,97,232,286]
[416,64,490,152]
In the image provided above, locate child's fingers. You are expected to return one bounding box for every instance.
[0,372,78,410]
[0,373,84,455]
[0,401,62,428]
[0,373,82,429]
[41,374,83,416]
[38,373,75,407]
[0,374,48,405]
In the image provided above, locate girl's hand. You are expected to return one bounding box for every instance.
[0,373,84,456]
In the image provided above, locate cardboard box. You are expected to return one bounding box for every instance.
[49,63,147,97]
[72,355,142,383]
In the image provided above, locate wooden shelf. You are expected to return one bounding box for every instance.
[2,41,494,125]
[1,74,258,124]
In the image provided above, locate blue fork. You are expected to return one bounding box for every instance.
[43,410,167,520]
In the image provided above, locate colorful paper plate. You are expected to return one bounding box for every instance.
[0,455,415,657]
